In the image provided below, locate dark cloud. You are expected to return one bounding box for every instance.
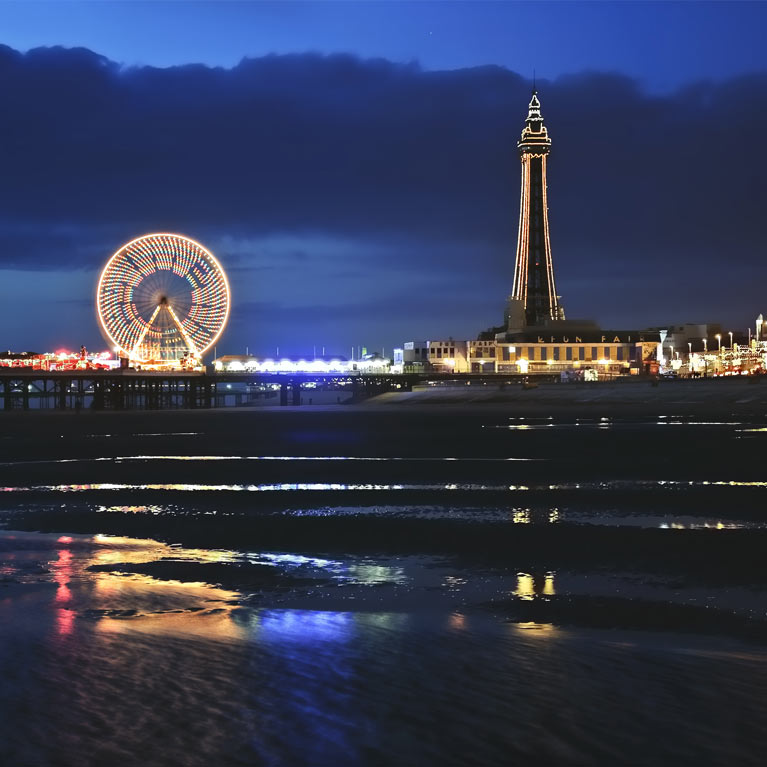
[0,45,765,351]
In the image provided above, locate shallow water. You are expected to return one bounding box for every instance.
[2,408,767,765]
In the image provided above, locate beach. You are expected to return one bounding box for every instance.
[2,381,767,765]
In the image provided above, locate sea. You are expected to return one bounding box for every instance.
[1,404,767,766]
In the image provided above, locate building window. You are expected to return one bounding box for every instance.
[591,347,598,360]
[579,347,585,361]
[528,346,535,361]
[604,347,611,359]
[437,348,442,358]
[450,348,455,357]
[566,347,573,361]
[616,346,624,361]
[553,347,560,361]
[541,347,547,361]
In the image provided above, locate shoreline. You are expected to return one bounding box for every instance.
[0,377,765,419]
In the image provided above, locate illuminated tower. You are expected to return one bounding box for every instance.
[507,92,564,329]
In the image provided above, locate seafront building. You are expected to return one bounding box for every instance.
[398,340,469,373]
[398,316,766,378]
[402,92,663,379]
[398,93,765,379]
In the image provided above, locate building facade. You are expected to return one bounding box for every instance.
[468,340,498,373]
[402,340,469,372]
[494,330,659,377]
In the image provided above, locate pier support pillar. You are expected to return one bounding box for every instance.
[57,379,67,410]
[93,381,104,410]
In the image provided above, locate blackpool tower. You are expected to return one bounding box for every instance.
[506,91,564,330]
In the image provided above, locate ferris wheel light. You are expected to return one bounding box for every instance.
[96,233,230,364]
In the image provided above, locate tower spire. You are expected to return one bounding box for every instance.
[507,90,563,329]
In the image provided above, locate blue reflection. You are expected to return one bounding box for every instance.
[256,610,354,644]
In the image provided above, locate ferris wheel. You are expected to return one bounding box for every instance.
[97,233,230,364]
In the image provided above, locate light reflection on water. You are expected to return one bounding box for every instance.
[514,572,556,601]
[345,563,407,585]
[488,416,754,432]
[512,621,557,635]
[83,432,203,438]
[3,478,767,494]
[247,609,355,644]
[0,454,539,467]
[4,414,767,764]
[3,530,767,765]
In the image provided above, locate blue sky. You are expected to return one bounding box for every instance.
[2,1,764,91]
[0,1,766,356]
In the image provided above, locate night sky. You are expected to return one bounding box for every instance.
[1,1,766,357]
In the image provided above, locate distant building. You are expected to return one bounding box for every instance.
[468,340,497,373]
[402,340,468,373]
[396,95,763,380]
[494,326,660,377]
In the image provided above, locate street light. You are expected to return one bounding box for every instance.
[728,331,733,349]
[716,334,722,354]
[702,337,707,353]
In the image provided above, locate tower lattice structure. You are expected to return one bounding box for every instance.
[509,92,564,327]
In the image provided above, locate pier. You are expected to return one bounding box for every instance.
[0,369,549,411]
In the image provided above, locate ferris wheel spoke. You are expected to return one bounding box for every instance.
[166,303,200,357]
[131,304,162,358]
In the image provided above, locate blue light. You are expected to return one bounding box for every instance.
[256,610,353,644]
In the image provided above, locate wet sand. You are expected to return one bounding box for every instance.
[2,396,767,765]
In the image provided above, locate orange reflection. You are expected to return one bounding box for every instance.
[449,612,466,630]
[95,604,245,642]
[514,621,556,635]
